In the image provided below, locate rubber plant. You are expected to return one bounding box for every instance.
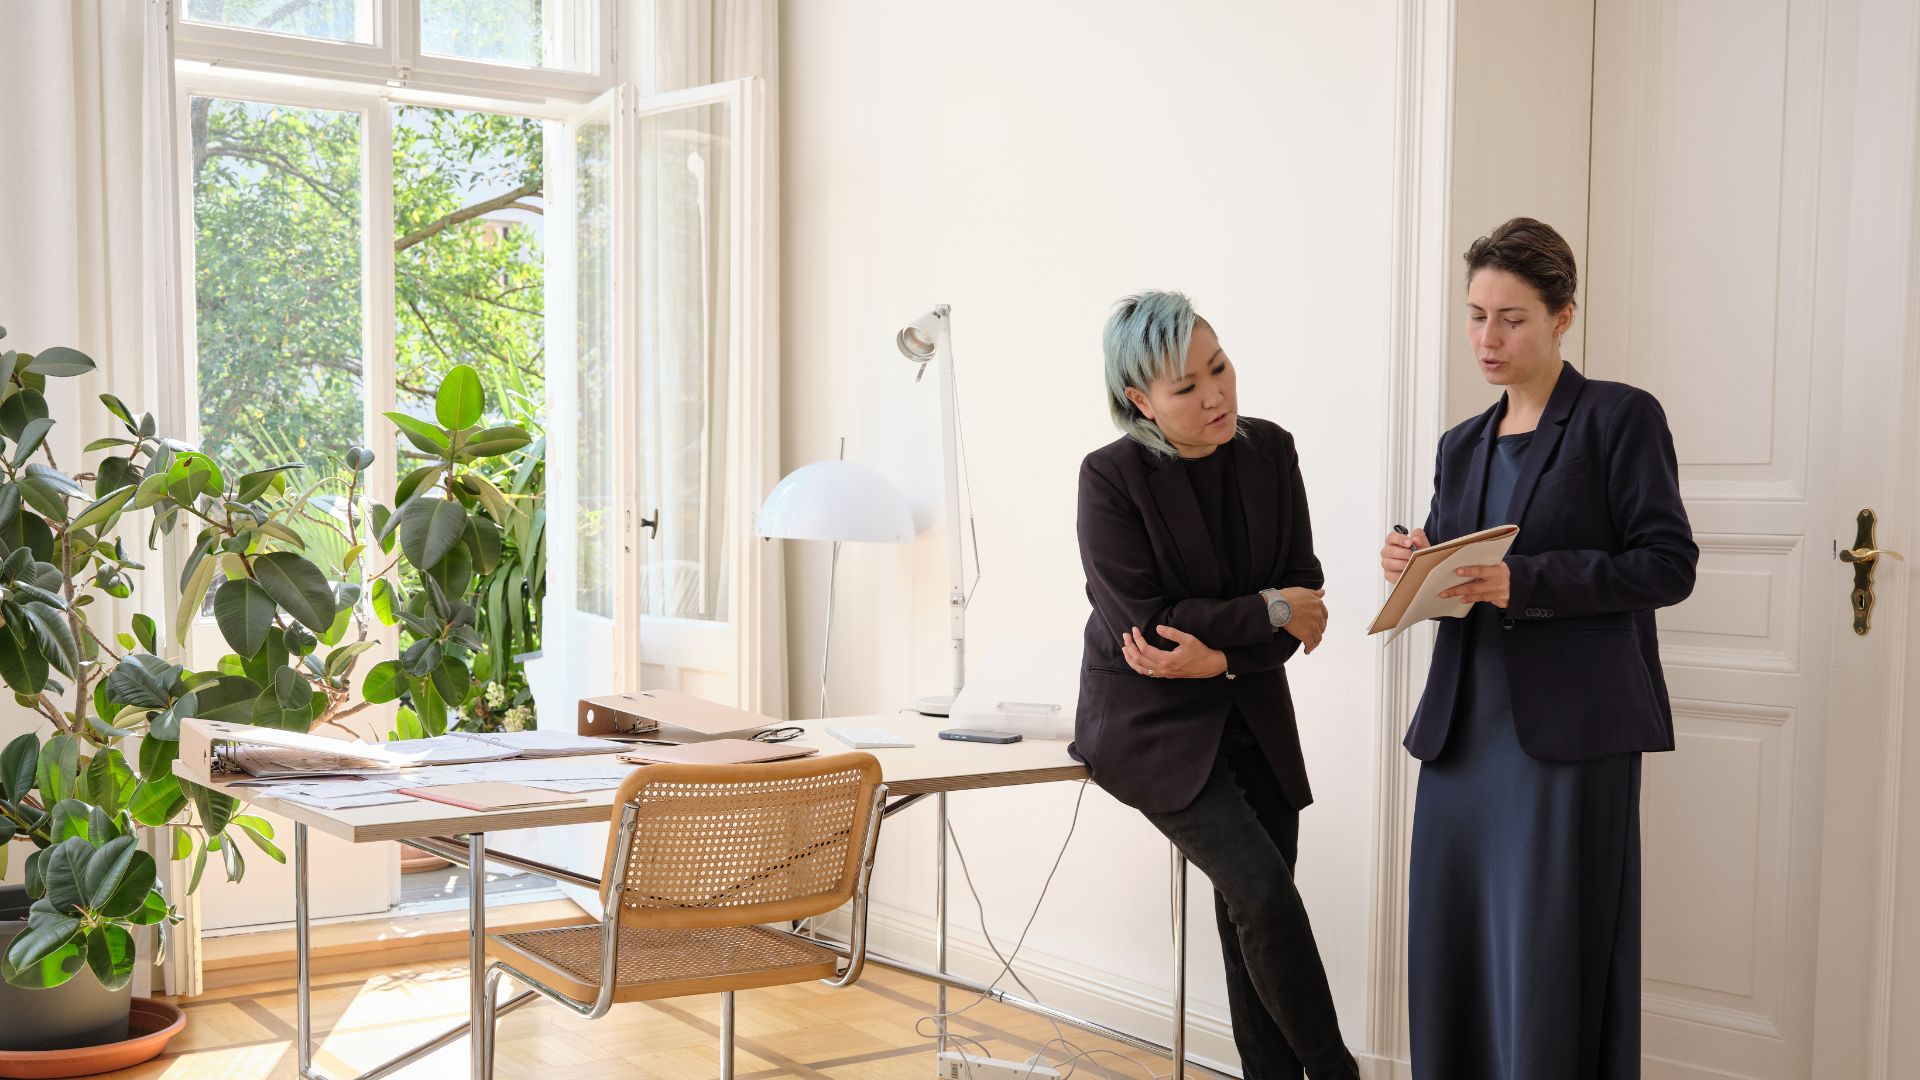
[365,361,534,740]
[0,323,534,990]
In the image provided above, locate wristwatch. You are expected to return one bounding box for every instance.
[1261,588,1292,629]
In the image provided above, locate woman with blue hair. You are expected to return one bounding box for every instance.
[1072,291,1356,1079]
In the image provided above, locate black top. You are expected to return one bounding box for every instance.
[1183,441,1253,595]
[1485,432,1533,526]
[1464,432,1533,694]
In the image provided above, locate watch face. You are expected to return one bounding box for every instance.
[1270,597,1291,626]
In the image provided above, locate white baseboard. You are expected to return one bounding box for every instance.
[823,900,1247,1075]
[819,901,1411,1079]
[1359,1053,1413,1080]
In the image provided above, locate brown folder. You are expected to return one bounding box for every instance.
[580,689,776,739]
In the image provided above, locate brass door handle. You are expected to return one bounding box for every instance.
[1840,547,1905,564]
[1843,509,1904,636]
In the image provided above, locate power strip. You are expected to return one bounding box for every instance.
[935,1050,1061,1080]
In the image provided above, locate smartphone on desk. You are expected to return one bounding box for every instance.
[937,728,1022,744]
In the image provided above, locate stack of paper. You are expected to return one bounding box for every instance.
[396,783,586,812]
[383,729,627,764]
[240,757,641,809]
[449,730,631,758]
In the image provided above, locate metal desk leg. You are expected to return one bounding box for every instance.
[287,827,529,1080]
[936,791,949,1052]
[720,991,736,1078]
[296,822,314,1078]
[468,832,488,1079]
[1172,847,1188,1079]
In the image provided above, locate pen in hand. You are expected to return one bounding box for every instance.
[1384,524,1426,586]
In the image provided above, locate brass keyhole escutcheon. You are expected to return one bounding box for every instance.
[1840,508,1905,636]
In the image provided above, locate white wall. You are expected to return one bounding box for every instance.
[781,2,1399,1070]
[1446,0,1593,428]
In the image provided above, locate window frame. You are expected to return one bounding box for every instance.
[174,0,615,105]
[170,60,583,932]
[174,65,573,606]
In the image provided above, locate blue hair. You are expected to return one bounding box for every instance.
[1103,291,1204,458]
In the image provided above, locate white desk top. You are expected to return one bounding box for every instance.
[188,716,1088,844]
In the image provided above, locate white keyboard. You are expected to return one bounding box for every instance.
[825,725,915,749]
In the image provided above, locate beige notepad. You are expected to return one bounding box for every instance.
[1368,524,1521,640]
[619,739,820,766]
[396,783,587,812]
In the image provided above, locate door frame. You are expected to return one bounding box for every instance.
[1365,0,1456,1073]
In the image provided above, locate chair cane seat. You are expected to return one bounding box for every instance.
[487,923,842,1003]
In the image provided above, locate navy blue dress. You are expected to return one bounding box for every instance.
[1408,431,1643,1080]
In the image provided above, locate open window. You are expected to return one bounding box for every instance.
[524,77,771,910]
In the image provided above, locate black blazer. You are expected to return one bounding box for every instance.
[1071,418,1323,815]
[1404,363,1698,761]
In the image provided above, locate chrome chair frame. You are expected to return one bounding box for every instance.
[476,781,889,1079]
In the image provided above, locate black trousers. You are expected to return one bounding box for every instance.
[1142,714,1358,1080]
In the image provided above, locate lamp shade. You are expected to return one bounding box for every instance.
[756,460,915,543]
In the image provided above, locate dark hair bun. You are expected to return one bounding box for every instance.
[1464,217,1577,313]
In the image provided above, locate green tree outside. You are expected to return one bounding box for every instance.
[188,93,547,729]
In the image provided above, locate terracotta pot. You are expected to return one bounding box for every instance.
[0,997,185,1079]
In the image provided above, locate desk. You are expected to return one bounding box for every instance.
[197,719,1194,1079]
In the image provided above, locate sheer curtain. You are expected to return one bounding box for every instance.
[0,0,197,995]
[631,0,786,716]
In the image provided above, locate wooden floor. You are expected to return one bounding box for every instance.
[102,959,1217,1078]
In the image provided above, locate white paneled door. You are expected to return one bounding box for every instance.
[1586,0,1916,1076]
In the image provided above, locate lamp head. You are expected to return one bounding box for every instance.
[896,305,950,377]
[756,459,915,544]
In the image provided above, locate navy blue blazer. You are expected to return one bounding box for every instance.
[1403,363,1698,762]
[1071,418,1323,815]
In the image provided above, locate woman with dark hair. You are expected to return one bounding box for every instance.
[1381,218,1697,1079]
[1074,291,1356,1079]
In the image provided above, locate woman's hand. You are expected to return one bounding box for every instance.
[1121,625,1227,679]
[1381,528,1429,583]
[1438,561,1510,608]
[1278,587,1328,654]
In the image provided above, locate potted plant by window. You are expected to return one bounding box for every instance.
[0,733,185,1073]
[0,326,538,1075]
[0,329,196,1074]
